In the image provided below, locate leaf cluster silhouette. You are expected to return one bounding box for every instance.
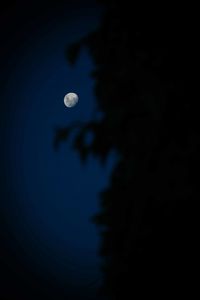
[54,1,197,298]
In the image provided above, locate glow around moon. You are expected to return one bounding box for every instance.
[64,92,79,108]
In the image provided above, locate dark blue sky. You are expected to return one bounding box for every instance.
[0,1,116,299]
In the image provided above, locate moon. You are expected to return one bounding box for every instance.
[64,92,79,108]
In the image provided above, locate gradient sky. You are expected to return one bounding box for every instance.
[0,1,116,299]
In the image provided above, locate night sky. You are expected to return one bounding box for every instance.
[0,1,114,299]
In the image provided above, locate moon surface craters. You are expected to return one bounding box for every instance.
[64,92,79,108]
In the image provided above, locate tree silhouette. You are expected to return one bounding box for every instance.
[55,1,197,298]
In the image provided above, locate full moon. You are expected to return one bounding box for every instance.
[64,92,79,108]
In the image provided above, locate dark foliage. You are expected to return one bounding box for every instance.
[55,1,197,298]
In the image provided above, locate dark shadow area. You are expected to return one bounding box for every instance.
[55,1,197,299]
